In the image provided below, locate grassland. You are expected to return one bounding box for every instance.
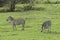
[0,4,60,40]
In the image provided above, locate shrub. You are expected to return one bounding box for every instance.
[32,7,45,11]
[23,4,33,11]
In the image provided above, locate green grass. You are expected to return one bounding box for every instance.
[0,10,60,40]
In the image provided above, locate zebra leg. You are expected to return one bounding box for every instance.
[22,24,24,30]
[13,24,17,31]
[13,25,14,30]
[48,27,51,33]
[14,25,17,30]
[41,26,44,32]
[49,26,51,32]
[41,29,43,32]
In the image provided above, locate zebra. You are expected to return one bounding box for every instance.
[7,16,25,30]
[41,20,51,32]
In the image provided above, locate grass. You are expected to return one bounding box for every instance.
[0,10,60,40]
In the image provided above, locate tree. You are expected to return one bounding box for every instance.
[0,0,8,7]
[9,0,16,12]
[9,0,33,12]
[0,0,36,12]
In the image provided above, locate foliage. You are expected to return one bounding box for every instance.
[0,0,8,7]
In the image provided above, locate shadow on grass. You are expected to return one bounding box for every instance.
[44,31,60,34]
[11,33,18,36]
[25,26,32,28]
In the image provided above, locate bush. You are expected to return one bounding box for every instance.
[32,7,45,11]
[23,4,33,11]
[23,4,45,11]
[0,7,9,12]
